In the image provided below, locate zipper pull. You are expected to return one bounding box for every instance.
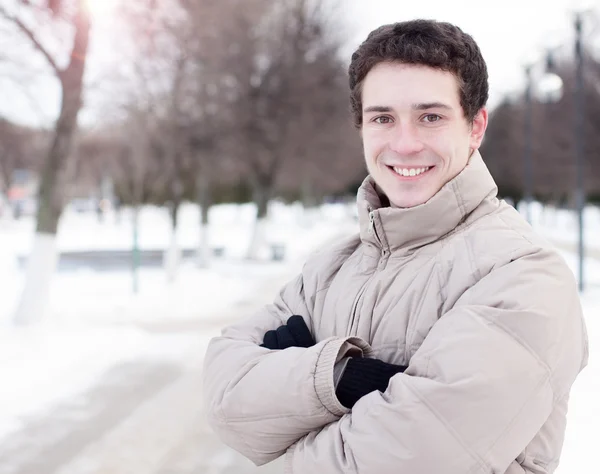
[369,210,384,250]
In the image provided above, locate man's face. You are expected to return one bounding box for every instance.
[360,62,487,208]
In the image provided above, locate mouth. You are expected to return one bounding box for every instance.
[386,165,434,180]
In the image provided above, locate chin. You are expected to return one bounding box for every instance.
[388,194,428,209]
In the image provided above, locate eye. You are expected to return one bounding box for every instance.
[373,116,393,124]
[422,114,442,123]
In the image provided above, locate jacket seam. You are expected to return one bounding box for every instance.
[464,235,482,282]
[222,410,329,424]
[314,284,332,297]
[218,389,259,463]
[408,309,554,473]
[439,203,503,248]
[348,257,379,336]
[404,263,440,360]
[497,213,537,246]
[312,243,364,299]
[216,355,265,462]
[435,253,448,304]
[473,304,553,381]
[387,247,439,270]
[523,392,569,468]
[485,373,553,464]
[404,379,490,473]
[451,179,467,218]
[229,420,261,461]
[390,203,493,260]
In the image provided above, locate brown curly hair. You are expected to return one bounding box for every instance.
[349,20,489,128]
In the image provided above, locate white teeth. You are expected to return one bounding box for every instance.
[392,166,430,177]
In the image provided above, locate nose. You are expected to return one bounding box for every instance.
[388,122,425,156]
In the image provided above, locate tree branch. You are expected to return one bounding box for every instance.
[0,6,62,77]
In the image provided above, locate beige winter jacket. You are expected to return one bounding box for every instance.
[203,151,589,474]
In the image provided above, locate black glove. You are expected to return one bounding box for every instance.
[335,357,408,409]
[260,315,315,350]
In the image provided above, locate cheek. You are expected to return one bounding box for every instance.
[428,127,469,156]
[362,134,383,161]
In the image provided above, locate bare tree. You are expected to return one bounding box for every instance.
[0,118,43,198]
[483,57,600,208]
[209,0,353,258]
[0,0,91,324]
[69,130,126,221]
[170,0,267,265]
[113,111,174,292]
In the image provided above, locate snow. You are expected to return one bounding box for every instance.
[552,252,599,474]
[0,326,208,441]
[0,200,598,471]
[0,201,356,445]
[520,201,600,255]
[0,201,355,325]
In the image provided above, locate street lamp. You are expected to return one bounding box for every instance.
[520,4,592,292]
[574,11,586,292]
[523,65,534,225]
[536,52,564,103]
[521,55,564,227]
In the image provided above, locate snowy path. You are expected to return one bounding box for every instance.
[0,290,286,474]
[0,237,317,473]
[0,360,183,474]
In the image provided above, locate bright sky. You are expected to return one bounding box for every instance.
[345,0,589,109]
[0,0,592,127]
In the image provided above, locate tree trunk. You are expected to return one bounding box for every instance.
[247,184,270,260]
[13,5,90,325]
[164,195,182,283]
[132,205,140,294]
[196,173,212,268]
[13,234,59,325]
[301,175,318,228]
[301,175,317,209]
[0,178,12,220]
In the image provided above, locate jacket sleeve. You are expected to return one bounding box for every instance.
[202,270,371,466]
[284,248,589,474]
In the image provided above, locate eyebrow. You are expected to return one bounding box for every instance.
[363,103,453,114]
[363,106,393,114]
[412,102,452,111]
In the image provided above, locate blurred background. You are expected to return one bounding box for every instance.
[0,0,598,473]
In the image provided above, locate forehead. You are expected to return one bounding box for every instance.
[362,62,461,109]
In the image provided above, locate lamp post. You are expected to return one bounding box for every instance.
[524,65,534,225]
[574,11,586,292]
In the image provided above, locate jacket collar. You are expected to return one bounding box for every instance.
[357,151,499,253]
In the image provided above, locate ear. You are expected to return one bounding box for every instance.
[469,107,488,150]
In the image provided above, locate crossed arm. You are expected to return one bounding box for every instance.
[202,251,586,473]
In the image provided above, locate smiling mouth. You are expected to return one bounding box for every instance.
[387,165,434,178]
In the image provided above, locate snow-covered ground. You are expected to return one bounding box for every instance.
[0,200,598,472]
[520,201,600,253]
[558,289,599,474]
[0,201,355,325]
[0,326,206,443]
[0,201,356,446]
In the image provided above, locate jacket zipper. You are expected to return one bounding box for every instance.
[369,210,387,260]
[348,210,386,336]
[348,282,369,336]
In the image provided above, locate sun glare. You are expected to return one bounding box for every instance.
[85,0,118,19]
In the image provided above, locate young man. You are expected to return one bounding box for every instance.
[203,20,589,473]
